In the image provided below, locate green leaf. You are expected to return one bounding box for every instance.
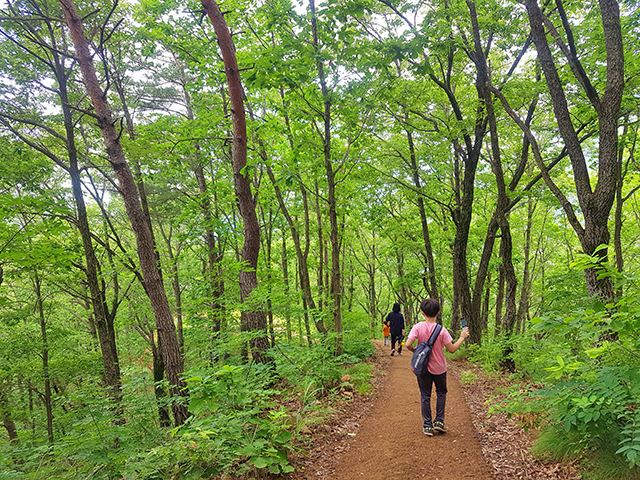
[251,456,271,469]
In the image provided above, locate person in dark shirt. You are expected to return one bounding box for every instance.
[385,303,405,356]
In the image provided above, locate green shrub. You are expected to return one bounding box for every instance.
[272,339,342,396]
[460,370,478,385]
[491,266,640,477]
[123,362,296,478]
[343,363,373,394]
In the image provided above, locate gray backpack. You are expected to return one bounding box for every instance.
[410,324,442,376]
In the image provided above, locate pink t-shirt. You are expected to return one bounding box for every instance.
[407,321,453,375]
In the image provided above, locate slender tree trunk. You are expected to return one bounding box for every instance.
[0,388,19,444]
[310,0,342,355]
[481,271,491,332]
[262,207,276,347]
[265,164,326,333]
[60,0,188,424]
[494,255,505,337]
[480,54,518,336]
[406,126,439,306]
[176,58,225,334]
[272,87,324,334]
[369,242,376,330]
[282,237,292,340]
[315,180,325,315]
[516,197,535,335]
[69,129,122,407]
[49,47,124,409]
[33,270,53,443]
[159,225,184,353]
[200,0,270,363]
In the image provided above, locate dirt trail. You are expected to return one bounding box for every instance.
[329,340,493,480]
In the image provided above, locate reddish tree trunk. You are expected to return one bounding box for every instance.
[59,0,188,425]
[200,0,270,363]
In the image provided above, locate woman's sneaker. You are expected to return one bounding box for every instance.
[423,426,434,436]
[433,421,447,433]
[390,349,395,356]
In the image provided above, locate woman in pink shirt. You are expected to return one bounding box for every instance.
[405,298,469,436]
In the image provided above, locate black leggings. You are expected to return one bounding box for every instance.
[391,333,403,353]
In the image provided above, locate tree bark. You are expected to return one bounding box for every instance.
[524,0,624,303]
[310,0,343,355]
[199,0,270,363]
[33,270,53,443]
[60,0,188,425]
[0,388,19,444]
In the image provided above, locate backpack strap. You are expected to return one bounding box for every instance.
[426,324,442,348]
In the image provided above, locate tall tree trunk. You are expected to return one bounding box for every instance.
[282,236,292,340]
[261,207,276,347]
[494,254,505,337]
[265,165,326,334]
[310,0,343,355]
[406,126,440,306]
[0,388,19,445]
[60,0,188,425]
[516,197,535,335]
[33,270,53,443]
[369,241,376,331]
[479,43,518,337]
[199,0,270,363]
[272,87,325,334]
[176,57,225,334]
[315,180,325,315]
[524,0,624,303]
[481,271,491,332]
[66,104,122,408]
[158,224,184,353]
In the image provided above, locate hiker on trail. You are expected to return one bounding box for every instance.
[405,298,469,436]
[382,321,390,346]
[385,303,405,356]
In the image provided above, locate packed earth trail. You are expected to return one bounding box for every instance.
[287,340,581,480]
[288,340,494,480]
[329,341,493,480]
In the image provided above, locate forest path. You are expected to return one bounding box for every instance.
[328,340,493,480]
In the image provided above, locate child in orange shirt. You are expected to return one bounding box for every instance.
[382,322,390,346]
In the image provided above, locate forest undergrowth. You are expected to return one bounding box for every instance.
[0,322,377,479]
[463,265,640,480]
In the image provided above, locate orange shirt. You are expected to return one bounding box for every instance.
[382,324,390,336]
